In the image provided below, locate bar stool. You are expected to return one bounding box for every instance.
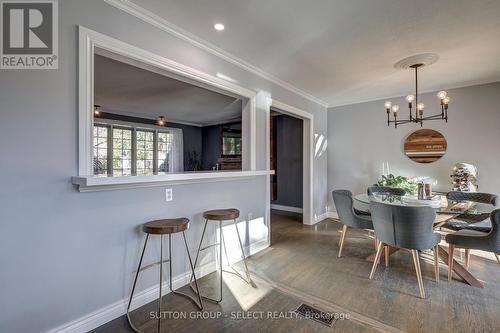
[190,208,252,303]
[127,218,203,333]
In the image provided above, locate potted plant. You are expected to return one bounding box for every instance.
[377,174,417,195]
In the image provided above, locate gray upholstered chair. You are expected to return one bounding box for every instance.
[332,190,374,258]
[443,191,498,267]
[367,186,406,196]
[369,201,441,298]
[444,191,498,231]
[447,191,498,206]
[446,209,500,281]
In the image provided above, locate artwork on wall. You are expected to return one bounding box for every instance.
[403,129,447,163]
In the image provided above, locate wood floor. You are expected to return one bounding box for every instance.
[92,210,500,333]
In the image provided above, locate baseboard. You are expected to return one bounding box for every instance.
[48,238,271,333]
[314,211,338,223]
[327,211,339,219]
[270,204,303,214]
[246,238,270,255]
[48,262,215,333]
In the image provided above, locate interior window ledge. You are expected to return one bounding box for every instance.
[72,170,274,192]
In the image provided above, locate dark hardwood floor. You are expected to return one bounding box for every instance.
[92,210,500,333]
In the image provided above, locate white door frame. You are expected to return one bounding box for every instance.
[268,99,314,225]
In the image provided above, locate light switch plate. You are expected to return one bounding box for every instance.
[165,188,173,201]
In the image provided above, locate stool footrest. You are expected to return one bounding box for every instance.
[200,243,220,252]
[138,259,170,272]
[171,289,203,310]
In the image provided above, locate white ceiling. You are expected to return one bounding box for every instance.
[130,0,500,107]
[94,55,242,126]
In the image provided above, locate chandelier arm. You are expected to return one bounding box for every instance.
[420,113,449,120]
[388,119,414,125]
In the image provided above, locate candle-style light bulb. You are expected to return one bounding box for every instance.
[442,96,450,104]
[417,103,425,111]
[384,101,392,110]
[437,91,447,100]
[406,94,415,103]
[391,105,399,113]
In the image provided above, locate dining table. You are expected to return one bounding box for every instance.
[354,193,494,288]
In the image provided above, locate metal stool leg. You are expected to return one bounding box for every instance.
[127,234,149,333]
[189,219,224,303]
[218,220,223,302]
[190,219,209,284]
[220,224,252,285]
[233,219,252,283]
[168,233,204,310]
[157,235,164,333]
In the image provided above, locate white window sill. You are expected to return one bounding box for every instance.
[72,170,274,192]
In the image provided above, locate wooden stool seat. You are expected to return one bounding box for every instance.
[203,208,240,221]
[142,218,189,235]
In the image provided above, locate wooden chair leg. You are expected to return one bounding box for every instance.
[369,242,384,279]
[412,250,426,299]
[465,249,470,268]
[495,253,500,264]
[433,245,440,283]
[384,246,389,267]
[448,244,455,281]
[338,225,348,258]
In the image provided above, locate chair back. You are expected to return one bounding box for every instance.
[333,189,373,229]
[367,186,406,196]
[370,201,438,250]
[447,191,498,206]
[332,190,358,227]
[488,209,500,252]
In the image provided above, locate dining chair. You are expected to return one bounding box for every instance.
[445,191,498,231]
[369,201,441,298]
[332,190,374,258]
[446,209,500,281]
[367,186,406,196]
[443,191,498,267]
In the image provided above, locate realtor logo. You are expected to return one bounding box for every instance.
[1,0,58,69]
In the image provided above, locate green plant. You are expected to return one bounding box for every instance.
[377,174,417,195]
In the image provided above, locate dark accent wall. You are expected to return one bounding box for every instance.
[167,122,202,170]
[202,125,222,170]
[273,114,303,208]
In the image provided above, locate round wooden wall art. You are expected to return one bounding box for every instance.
[403,129,447,163]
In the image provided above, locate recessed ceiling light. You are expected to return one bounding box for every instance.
[214,23,225,31]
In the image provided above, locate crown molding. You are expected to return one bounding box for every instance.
[104,0,329,108]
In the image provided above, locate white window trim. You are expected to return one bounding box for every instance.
[93,120,183,175]
[76,26,261,190]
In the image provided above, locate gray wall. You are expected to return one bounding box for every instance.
[327,82,500,212]
[273,115,303,208]
[0,1,328,332]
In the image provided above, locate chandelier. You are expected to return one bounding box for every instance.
[384,55,450,128]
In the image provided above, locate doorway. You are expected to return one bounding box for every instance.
[270,110,304,216]
[268,100,313,227]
